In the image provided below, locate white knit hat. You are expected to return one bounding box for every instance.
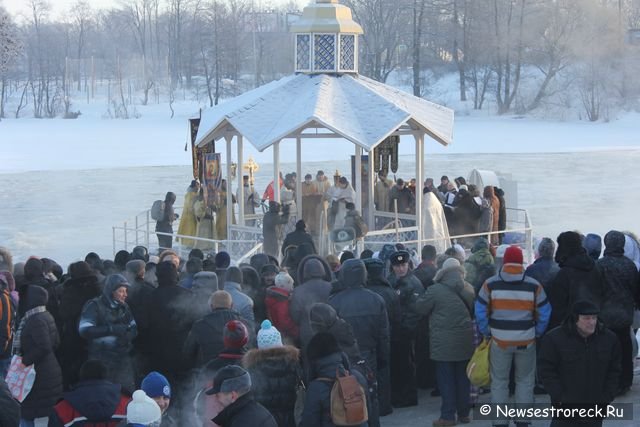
[127,390,161,425]
[274,272,294,290]
[257,319,283,349]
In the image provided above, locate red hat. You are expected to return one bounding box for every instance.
[223,320,249,349]
[503,245,523,265]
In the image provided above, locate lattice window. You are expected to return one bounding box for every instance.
[296,34,311,71]
[314,34,336,71]
[340,34,356,71]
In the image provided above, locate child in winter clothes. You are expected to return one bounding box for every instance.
[265,272,299,342]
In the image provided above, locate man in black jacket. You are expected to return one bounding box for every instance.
[363,258,400,416]
[208,365,277,427]
[538,300,621,427]
[387,250,424,408]
[281,220,317,256]
[549,232,605,330]
[183,290,245,368]
[596,230,639,395]
[329,259,389,427]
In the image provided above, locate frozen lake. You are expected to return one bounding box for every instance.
[1,149,638,268]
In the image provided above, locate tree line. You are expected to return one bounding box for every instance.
[1,0,639,121]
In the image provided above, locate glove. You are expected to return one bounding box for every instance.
[110,324,128,337]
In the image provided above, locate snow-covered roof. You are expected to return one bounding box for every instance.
[195,73,454,152]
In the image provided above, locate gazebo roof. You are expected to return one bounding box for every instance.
[195,73,454,152]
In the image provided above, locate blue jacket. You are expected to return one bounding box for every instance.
[223,281,255,323]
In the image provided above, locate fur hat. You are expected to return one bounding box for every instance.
[257,320,283,349]
[307,332,341,361]
[389,250,410,266]
[127,390,161,425]
[503,246,523,265]
[363,258,385,278]
[223,320,249,349]
[206,366,252,395]
[555,231,585,265]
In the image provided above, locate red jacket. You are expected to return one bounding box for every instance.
[262,178,284,201]
[265,287,299,340]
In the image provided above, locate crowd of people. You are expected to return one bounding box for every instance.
[1,227,639,427]
[160,172,507,263]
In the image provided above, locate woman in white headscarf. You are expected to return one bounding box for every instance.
[422,187,451,255]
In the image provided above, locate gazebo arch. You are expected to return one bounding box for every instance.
[193,0,454,258]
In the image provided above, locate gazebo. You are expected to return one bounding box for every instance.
[193,0,454,257]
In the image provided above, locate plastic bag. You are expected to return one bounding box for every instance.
[5,355,36,402]
[466,338,491,387]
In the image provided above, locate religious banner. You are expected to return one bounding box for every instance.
[204,153,222,206]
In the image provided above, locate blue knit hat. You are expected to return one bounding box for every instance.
[141,371,171,399]
[257,320,282,349]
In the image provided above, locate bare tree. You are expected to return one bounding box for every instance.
[411,0,427,96]
[344,0,405,82]
[464,2,494,110]
[0,6,22,119]
[492,0,527,115]
[524,0,581,111]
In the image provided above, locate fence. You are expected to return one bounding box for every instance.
[113,206,533,263]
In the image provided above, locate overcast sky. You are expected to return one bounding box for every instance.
[3,0,306,20]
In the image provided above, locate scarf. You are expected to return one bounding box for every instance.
[12,305,46,356]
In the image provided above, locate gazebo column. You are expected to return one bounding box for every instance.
[414,132,424,250]
[354,145,362,214]
[237,135,245,226]
[273,140,281,203]
[367,149,375,230]
[296,137,302,219]
[225,135,233,242]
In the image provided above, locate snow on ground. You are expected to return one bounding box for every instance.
[1,97,639,175]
